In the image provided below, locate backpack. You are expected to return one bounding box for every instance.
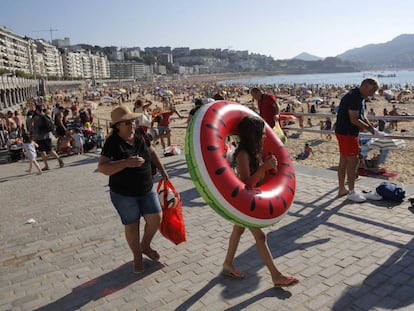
[376,182,405,202]
[39,115,54,133]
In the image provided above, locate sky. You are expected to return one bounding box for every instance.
[1,0,413,60]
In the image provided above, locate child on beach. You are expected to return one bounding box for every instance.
[58,131,73,155]
[22,133,42,175]
[295,143,314,160]
[222,115,299,287]
[95,126,105,149]
[72,128,85,154]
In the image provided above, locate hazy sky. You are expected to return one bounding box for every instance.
[1,0,413,59]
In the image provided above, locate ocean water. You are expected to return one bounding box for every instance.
[219,70,414,88]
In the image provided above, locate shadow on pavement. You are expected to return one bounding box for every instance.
[224,287,292,311]
[175,276,292,311]
[174,176,414,308]
[34,261,164,311]
[332,237,414,310]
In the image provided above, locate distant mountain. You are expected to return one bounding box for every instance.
[292,52,323,61]
[337,34,414,69]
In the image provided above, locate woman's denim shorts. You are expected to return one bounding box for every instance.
[110,189,161,225]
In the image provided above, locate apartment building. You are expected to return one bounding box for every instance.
[0,26,32,74]
[0,26,67,78]
[109,61,151,79]
[62,50,84,78]
[90,53,110,79]
[61,49,110,79]
[35,39,64,78]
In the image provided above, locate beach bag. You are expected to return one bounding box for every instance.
[157,179,186,245]
[376,182,405,202]
[273,122,287,144]
[164,145,181,157]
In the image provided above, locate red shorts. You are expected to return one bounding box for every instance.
[335,133,359,156]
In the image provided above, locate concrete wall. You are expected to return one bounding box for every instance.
[0,76,38,112]
[0,78,135,112]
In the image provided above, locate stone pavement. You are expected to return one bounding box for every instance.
[1,153,414,311]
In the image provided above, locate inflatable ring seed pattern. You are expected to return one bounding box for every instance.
[185,100,296,228]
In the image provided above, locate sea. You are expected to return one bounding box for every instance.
[219,70,414,88]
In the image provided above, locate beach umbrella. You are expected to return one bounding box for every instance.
[367,138,406,150]
[84,101,97,110]
[308,97,323,103]
[383,90,395,100]
[101,96,114,103]
[159,89,174,96]
[285,99,302,106]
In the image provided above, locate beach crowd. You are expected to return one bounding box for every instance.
[1,77,413,181]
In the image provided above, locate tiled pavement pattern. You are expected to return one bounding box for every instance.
[1,153,414,311]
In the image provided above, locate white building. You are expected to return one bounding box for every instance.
[0,26,32,74]
[52,37,71,48]
[62,51,83,78]
[62,49,110,79]
[90,53,110,79]
[109,61,150,79]
[35,39,64,78]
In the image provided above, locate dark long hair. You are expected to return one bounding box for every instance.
[232,116,264,173]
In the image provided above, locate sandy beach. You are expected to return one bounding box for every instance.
[87,77,414,184]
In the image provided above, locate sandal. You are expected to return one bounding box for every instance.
[222,267,244,279]
[133,262,144,274]
[142,249,160,261]
[274,276,299,287]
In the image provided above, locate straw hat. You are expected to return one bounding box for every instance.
[111,105,140,125]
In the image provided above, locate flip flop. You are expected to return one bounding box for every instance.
[274,276,299,288]
[222,268,244,279]
[337,191,349,198]
[142,249,160,261]
[133,263,144,274]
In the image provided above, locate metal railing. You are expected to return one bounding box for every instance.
[282,112,414,140]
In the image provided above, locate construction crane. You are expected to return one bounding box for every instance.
[32,28,59,43]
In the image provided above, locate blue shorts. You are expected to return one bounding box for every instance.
[158,125,170,135]
[110,189,161,225]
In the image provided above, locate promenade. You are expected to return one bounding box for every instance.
[1,153,414,311]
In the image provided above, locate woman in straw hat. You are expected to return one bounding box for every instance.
[98,105,169,273]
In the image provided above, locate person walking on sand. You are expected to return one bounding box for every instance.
[22,133,42,175]
[222,115,299,287]
[98,105,170,273]
[335,78,383,202]
[250,87,286,143]
[152,104,184,150]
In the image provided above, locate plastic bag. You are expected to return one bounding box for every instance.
[164,145,181,157]
[157,179,186,245]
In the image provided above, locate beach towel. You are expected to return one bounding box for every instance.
[358,168,398,179]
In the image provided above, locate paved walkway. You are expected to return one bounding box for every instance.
[1,153,414,311]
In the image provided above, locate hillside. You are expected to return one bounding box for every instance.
[337,34,414,69]
[292,52,323,61]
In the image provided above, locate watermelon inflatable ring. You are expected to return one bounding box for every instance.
[185,100,296,228]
